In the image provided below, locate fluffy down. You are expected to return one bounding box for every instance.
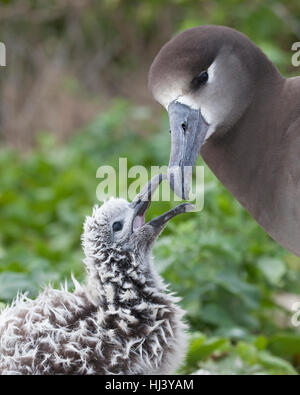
[0,201,187,375]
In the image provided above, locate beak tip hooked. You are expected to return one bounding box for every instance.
[167,166,191,201]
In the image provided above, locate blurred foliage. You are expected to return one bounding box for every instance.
[0,0,299,146]
[1,101,300,375]
[1,0,299,78]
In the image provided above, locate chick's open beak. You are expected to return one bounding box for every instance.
[130,173,194,234]
[148,202,194,233]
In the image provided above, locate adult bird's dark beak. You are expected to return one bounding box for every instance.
[167,101,209,200]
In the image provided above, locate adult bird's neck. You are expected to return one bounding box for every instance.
[201,69,289,237]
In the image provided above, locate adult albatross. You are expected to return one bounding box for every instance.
[149,25,300,257]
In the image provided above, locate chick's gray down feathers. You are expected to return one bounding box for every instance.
[0,199,187,375]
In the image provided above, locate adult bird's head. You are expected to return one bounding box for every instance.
[149,25,270,199]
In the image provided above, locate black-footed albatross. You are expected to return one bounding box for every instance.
[149,25,300,257]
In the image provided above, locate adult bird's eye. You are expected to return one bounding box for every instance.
[113,221,123,232]
[191,71,208,90]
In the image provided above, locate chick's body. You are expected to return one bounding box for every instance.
[0,194,188,375]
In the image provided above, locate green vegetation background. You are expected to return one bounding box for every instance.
[1,0,300,375]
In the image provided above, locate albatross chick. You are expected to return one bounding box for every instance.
[0,175,190,375]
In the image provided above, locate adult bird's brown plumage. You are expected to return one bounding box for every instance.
[149,25,300,257]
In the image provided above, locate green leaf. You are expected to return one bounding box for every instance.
[0,273,36,301]
[268,333,300,359]
[185,332,229,371]
[257,257,286,285]
[201,304,236,328]
[254,336,268,351]
[237,341,257,365]
[215,272,260,309]
[258,351,297,375]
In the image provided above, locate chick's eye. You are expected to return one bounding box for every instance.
[113,221,123,232]
[191,71,208,90]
